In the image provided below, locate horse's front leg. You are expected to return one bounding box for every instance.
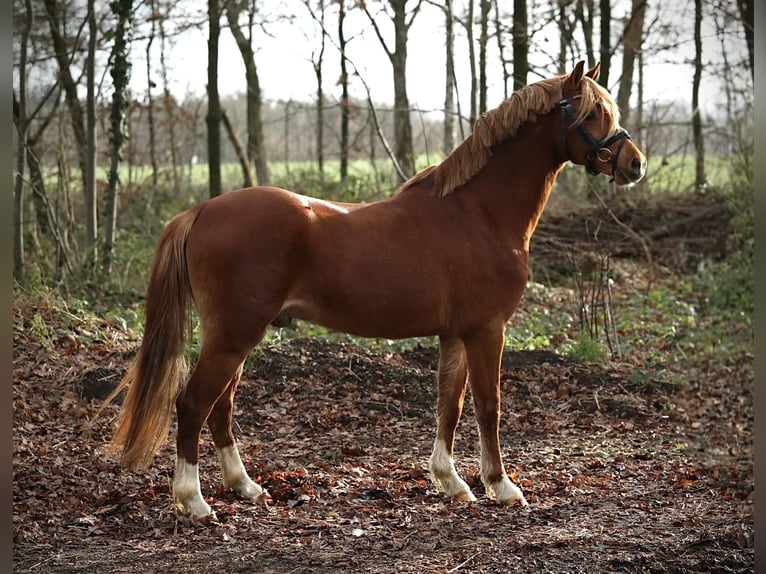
[429,335,475,501]
[464,326,528,506]
[207,362,267,504]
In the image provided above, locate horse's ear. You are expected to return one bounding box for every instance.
[585,62,601,81]
[565,60,586,89]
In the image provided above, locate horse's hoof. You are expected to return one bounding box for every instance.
[451,489,478,503]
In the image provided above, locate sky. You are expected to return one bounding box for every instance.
[127,0,747,118]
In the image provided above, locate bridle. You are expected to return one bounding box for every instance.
[559,95,631,182]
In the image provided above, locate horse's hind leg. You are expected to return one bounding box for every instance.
[174,339,252,520]
[428,335,475,502]
[463,326,527,506]
[207,361,267,504]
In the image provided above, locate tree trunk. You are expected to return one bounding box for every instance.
[478,0,491,114]
[103,0,134,275]
[225,0,270,186]
[14,0,33,282]
[575,0,595,67]
[598,0,611,88]
[737,0,753,82]
[85,0,99,270]
[221,108,253,188]
[616,0,646,128]
[145,0,159,223]
[43,0,93,262]
[391,0,415,179]
[464,0,477,126]
[207,0,222,198]
[493,0,509,99]
[313,0,326,184]
[158,12,180,194]
[692,0,705,190]
[443,0,455,154]
[557,0,574,74]
[338,0,349,181]
[512,0,528,90]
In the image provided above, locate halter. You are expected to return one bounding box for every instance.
[559,95,631,182]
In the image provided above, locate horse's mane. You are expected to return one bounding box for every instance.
[400,74,620,197]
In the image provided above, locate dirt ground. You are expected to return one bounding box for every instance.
[13,315,753,573]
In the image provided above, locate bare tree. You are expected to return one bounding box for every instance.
[103,0,134,274]
[575,0,595,67]
[737,0,753,82]
[477,0,491,114]
[208,0,222,198]
[598,0,611,88]
[443,0,456,153]
[493,1,509,99]
[85,0,97,268]
[557,0,575,74]
[338,0,350,181]
[363,0,423,180]
[43,0,95,265]
[14,0,33,281]
[616,0,646,128]
[512,0,528,90]
[692,0,705,189]
[225,0,271,186]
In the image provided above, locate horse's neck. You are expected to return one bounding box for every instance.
[471,124,566,249]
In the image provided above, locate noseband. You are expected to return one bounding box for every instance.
[560,95,631,182]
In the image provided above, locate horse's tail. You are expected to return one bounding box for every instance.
[102,206,201,470]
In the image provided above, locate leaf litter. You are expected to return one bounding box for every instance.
[13,286,752,573]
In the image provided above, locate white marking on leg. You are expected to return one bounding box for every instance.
[173,456,214,519]
[218,444,267,503]
[479,438,528,506]
[428,438,476,502]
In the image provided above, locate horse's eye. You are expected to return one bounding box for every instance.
[586,111,597,121]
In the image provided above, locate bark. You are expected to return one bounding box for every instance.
[338,0,349,181]
[208,0,222,198]
[85,0,97,268]
[146,0,159,202]
[103,0,134,275]
[692,0,705,190]
[575,0,595,67]
[364,0,421,180]
[737,0,753,82]
[478,0,491,114]
[14,0,33,282]
[221,108,253,188]
[493,0,509,99]
[616,0,646,128]
[463,0,477,126]
[43,0,92,257]
[443,0,455,154]
[512,0,528,90]
[225,0,270,186]
[598,0,611,88]
[158,11,180,194]
[313,0,326,183]
[557,0,574,74]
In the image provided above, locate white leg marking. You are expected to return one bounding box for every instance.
[173,456,214,519]
[479,439,528,506]
[428,438,476,502]
[218,444,267,503]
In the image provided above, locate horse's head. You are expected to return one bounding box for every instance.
[559,61,647,186]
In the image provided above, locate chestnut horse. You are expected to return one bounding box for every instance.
[103,61,646,520]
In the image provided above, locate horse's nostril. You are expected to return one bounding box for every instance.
[631,157,645,175]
